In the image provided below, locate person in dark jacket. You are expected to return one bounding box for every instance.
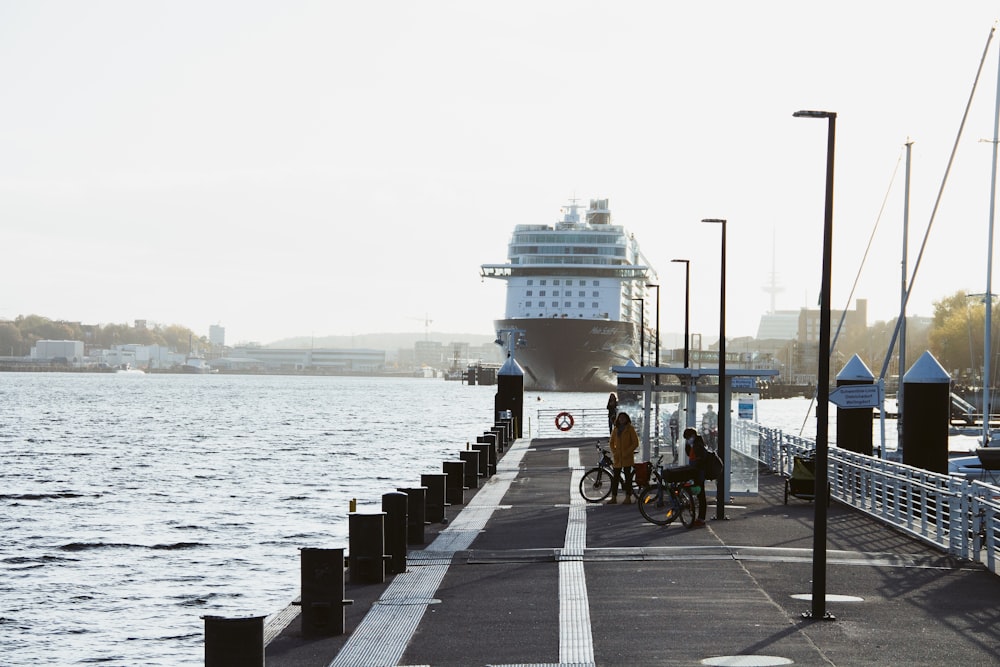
[606,392,618,433]
[683,427,708,527]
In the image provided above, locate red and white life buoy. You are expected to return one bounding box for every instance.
[555,411,575,432]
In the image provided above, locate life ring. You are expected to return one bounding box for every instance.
[555,411,575,432]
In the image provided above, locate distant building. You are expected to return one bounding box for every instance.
[799,298,867,346]
[414,340,445,368]
[32,340,84,363]
[755,311,800,341]
[228,346,385,372]
[209,325,225,348]
[100,344,179,369]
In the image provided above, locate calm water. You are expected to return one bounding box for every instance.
[0,373,878,666]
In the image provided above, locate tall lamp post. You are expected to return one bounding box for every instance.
[646,284,660,369]
[631,297,645,365]
[671,259,690,368]
[647,283,661,453]
[701,219,727,521]
[794,108,837,622]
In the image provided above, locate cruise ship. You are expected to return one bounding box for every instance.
[481,198,657,391]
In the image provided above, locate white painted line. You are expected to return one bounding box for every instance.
[790,593,865,602]
[559,447,596,666]
[328,436,530,667]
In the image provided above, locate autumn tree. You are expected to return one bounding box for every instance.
[0,322,24,356]
[3,315,207,355]
[926,290,997,380]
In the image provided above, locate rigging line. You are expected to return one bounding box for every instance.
[797,149,904,436]
[833,149,905,354]
[880,23,997,381]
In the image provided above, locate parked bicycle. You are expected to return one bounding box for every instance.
[579,442,662,503]
[637,462,699,527]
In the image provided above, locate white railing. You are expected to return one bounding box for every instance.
[741,420,1000,577]
[533,408,610,439]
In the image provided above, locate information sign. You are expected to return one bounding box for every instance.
[828,384,882,409]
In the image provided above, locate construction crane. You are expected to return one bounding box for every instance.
[407,314,433,341]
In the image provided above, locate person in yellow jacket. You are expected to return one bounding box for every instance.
[608,411,640,504]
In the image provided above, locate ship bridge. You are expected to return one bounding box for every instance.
[480,264,651,280]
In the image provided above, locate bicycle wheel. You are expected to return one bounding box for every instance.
[579,467,612,502]
[676,486,697,528]
[632,468,660,499]
[638,485,676,525]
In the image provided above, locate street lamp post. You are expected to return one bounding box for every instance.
[646,282,662,454]
[701,219,727,521]
[794,108,837,622]
[631,297,645,366]
[671,259,690,368]
[646,284,660,369]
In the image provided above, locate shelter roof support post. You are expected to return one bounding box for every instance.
[641,377,654,462]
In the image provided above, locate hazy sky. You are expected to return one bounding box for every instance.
[2,3,999,346]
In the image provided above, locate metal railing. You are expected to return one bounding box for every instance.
[739,420,1000,577]
[533,408,610,439]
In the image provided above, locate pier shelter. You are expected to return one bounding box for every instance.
[612,364,778,502]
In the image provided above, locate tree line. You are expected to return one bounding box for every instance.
[0,315,209,358]
[829,290,1000,385]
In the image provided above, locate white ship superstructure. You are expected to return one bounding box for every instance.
[481,198,656,391]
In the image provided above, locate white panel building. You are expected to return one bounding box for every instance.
[33,340,85,362]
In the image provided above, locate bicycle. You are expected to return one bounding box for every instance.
[637,463,699,527]
[579,442,662,503]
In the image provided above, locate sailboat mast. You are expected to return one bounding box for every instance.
[985,45,1000,446]
[898,139,912,452]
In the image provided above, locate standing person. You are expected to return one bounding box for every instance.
[683,427,708,527]
[608,412,640,504]
[667,407,680,463]
[606,392,618,433]
[701,404,718,448]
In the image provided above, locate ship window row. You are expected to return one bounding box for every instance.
[527,279,600,287]
[511,232,626,244]
[511,255,626,266]
[526,290,600,297]
[511,246,626,258]
[524,301,600,309]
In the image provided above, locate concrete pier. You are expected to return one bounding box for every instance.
[265,436,1000,666]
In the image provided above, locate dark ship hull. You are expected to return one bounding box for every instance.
[495,317,637,392]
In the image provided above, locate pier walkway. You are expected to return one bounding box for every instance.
[266,436,1000,666]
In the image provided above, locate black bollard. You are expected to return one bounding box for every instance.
[348,512,386,584]
[475,437,498,475]
[836,354,875,456]
[397,486,427,544]
[479,432,497,454]
[491,425,507,452]
[442,460,466,505]
[420,473,448,523]
[496,357,524,438]
[471,443,492,477]
[203,615,265,667]
[459,449,480,489]
[382,491,408,575]
[901,351,951,473]
[299,547,352,637]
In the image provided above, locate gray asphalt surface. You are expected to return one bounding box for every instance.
[266,436,1000,667]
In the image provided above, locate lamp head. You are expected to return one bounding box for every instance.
[701,218,726,224]
[793,109,836,119]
